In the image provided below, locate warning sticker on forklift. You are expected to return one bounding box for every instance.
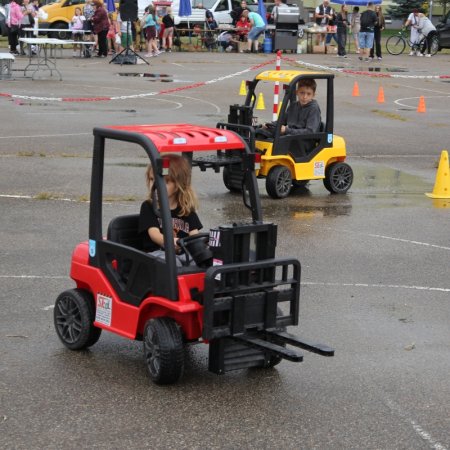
[314,161,325,177]
[96,293,112,326]
[213,258,223,280]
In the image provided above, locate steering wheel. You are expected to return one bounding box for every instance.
[177,233,213,268]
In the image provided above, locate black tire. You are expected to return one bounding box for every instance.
[54,289,102,350]
[429,35,439,56]
[323,162,353,194]
[266,165,293,199]
[386,35,406,55]
[143,317,184,385]
[223,165,243,193]
[50,22,70,40]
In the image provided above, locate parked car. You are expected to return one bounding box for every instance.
[436,11,450,50]
[0,4,8,38]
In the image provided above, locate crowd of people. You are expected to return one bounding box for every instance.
[314,0,438,60]
[2,0,270,57]
[3,0,439,60]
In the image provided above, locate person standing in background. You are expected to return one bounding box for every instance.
[6,0,23,55]
[370,4,385,60]
[335,4,349,58]
[358,2,377,62]
[161,7,174,52]
[92,0,109,57]
[350,6,360,54]
[242,9,266,53]
[416,13,437,57]
[314,0,334,45]
[404,9,420,56]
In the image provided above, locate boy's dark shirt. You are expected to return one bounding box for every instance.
[139,200,203,253]
[284,99,322,135]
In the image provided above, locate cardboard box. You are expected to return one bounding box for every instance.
[326,45,337,54]
[313,45,325,54]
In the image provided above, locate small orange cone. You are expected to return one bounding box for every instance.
[426,150,450,199]
[352,81,360,97]
[417,95,426,113]
[377,86,385,103]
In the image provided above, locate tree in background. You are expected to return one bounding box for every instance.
[437,0,449,16]
[387,0,425,19]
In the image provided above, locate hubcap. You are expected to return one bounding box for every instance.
[277,169,291,194]
[55,296,82,344]
[144,327,161,376]
[331,166,352,190]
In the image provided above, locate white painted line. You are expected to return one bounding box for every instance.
[303,282,450,293]
[43,305,55,311]
[1,275,448,293]
[302,224,450,252]
[0,194,77,202]
[385,398,448,450]
[395,95,450,109]
[0,133,91,139]
[0,275,68,279]
[367,233,450,251]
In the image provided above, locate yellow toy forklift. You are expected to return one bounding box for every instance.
[220,70,353,199]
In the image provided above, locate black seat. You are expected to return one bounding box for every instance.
[107,214,143,250]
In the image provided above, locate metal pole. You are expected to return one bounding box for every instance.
[429,0,433,20]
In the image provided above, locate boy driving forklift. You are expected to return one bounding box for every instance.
[221,70,353,199]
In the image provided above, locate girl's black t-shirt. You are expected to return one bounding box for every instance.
[138,200,203,252]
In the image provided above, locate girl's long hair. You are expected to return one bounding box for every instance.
[146,154,198,216]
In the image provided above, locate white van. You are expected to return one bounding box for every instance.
[138,0,259,27]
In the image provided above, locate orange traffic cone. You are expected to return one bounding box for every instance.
[417,95,426,113]
[377,86,385,103]
[352,81,360,97]
[426,150,450,199]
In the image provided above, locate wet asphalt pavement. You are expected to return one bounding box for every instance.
[1,50,449,449]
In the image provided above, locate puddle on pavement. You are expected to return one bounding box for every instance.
[257,164,446,222]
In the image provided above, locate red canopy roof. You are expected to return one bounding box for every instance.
[108,124,246,153]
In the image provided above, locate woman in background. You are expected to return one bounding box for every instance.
[92,0,109,57]
[370,4,385,60]
[161,7,174,52]
[336,4,349,58]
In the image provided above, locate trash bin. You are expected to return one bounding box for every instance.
[274,6,300,52]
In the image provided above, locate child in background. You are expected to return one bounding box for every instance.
[71,7,85,57]
[161,7,175,52]
[139,154,203,266]
[107,12,117,54]
[143,6,161,57]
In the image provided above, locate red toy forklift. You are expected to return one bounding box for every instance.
[54,124,333,384]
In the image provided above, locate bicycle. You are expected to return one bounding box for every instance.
[386,28,439,56]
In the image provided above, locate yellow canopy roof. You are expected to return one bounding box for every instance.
[255,70,326,83]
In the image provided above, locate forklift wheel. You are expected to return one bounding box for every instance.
[323,162,353,194]
[143,317,184,385]
[266,166,293,199]
[223,166,243,193]
[54,289,102,350]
